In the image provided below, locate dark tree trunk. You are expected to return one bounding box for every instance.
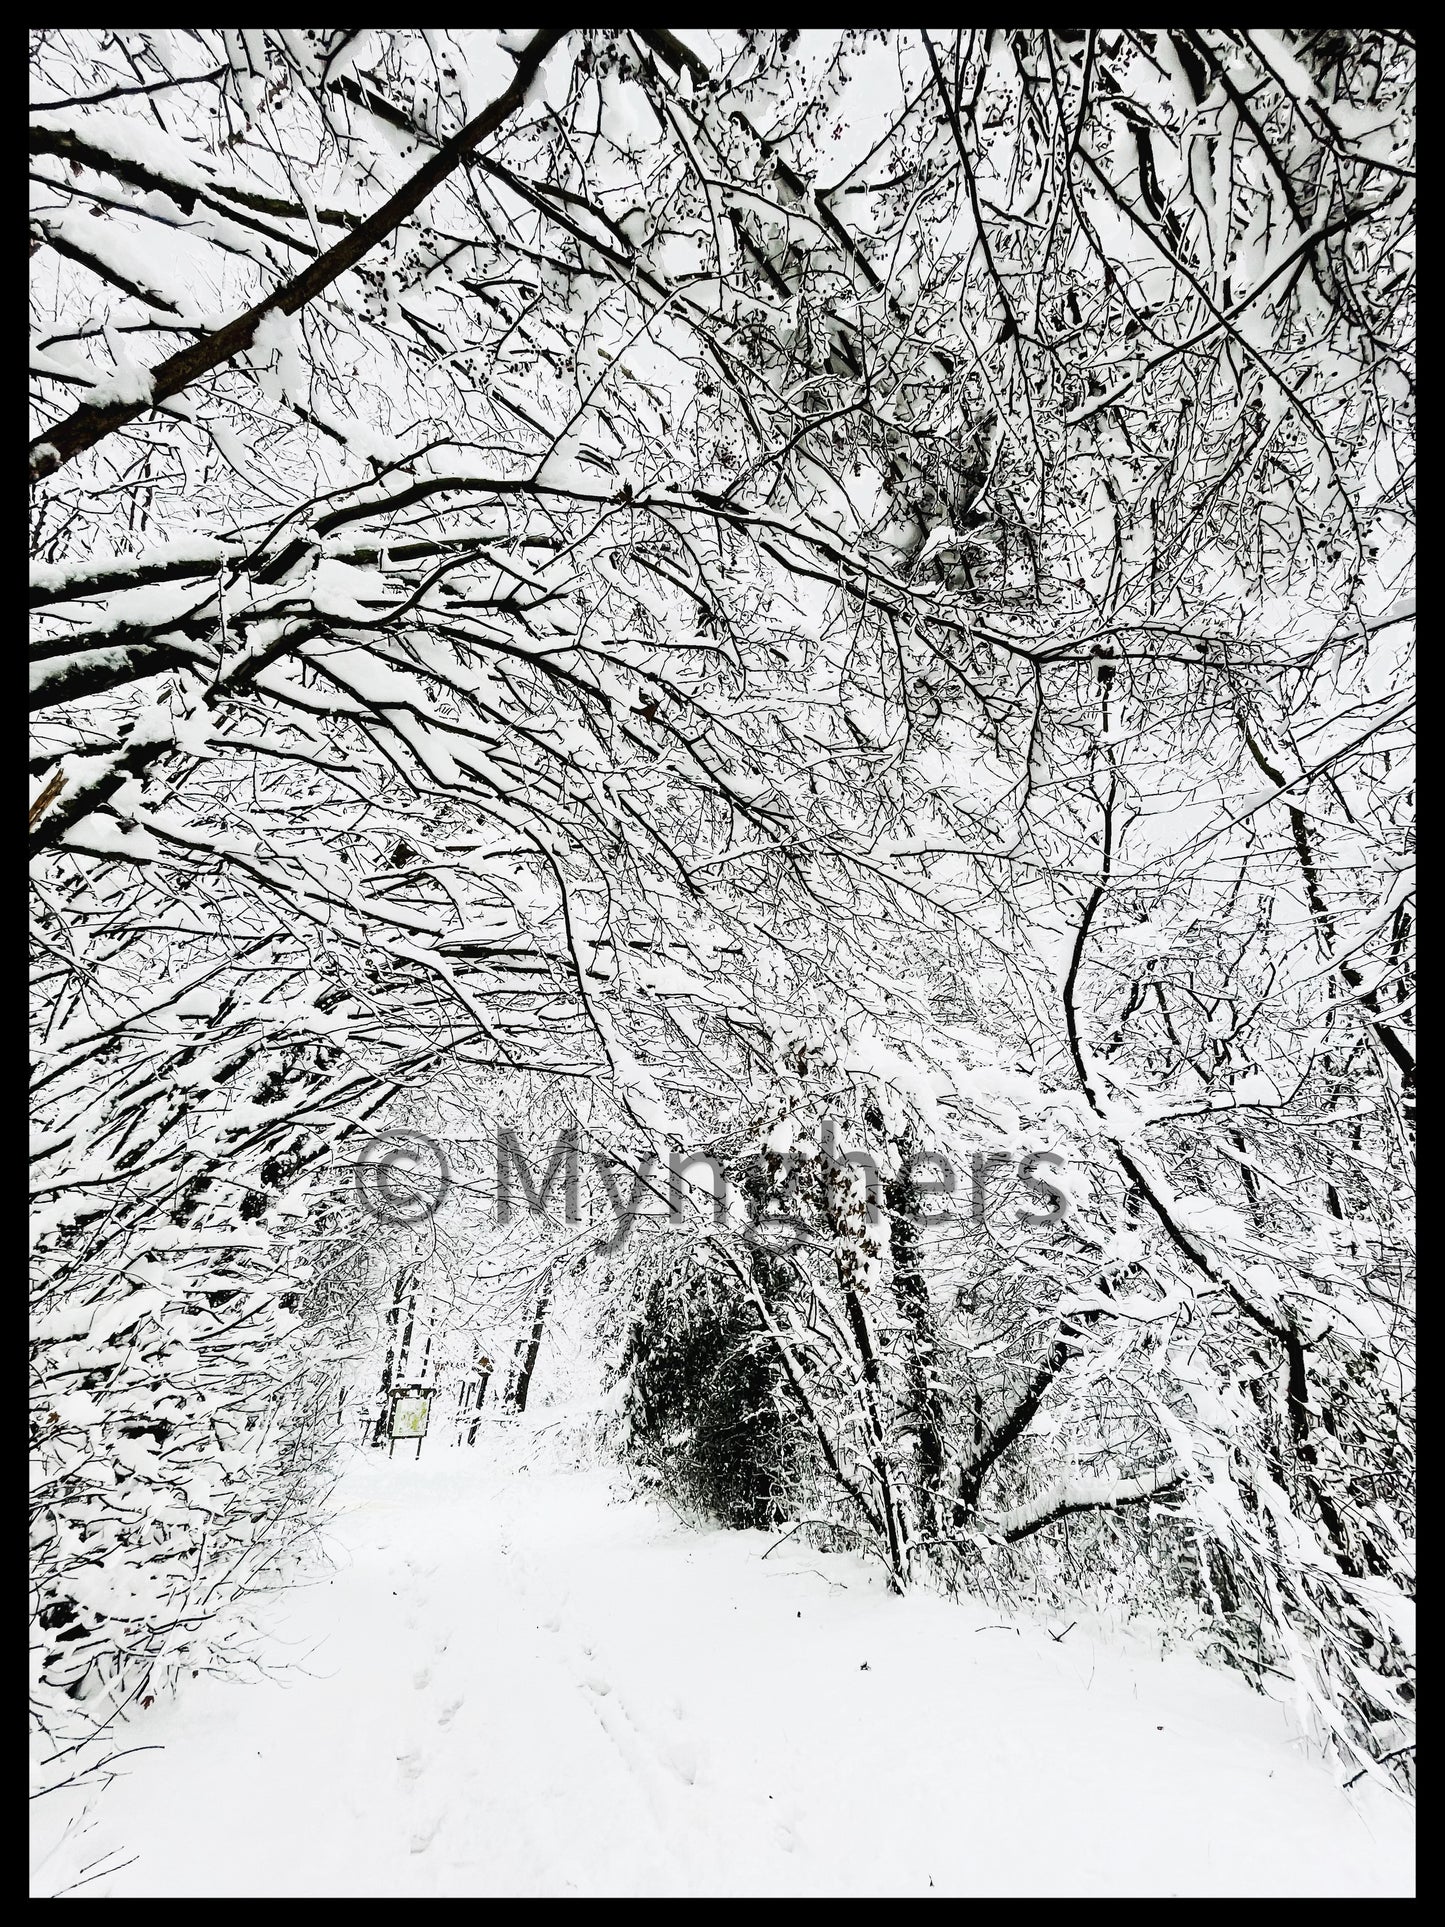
[371,1267,419,1446]
[370,1269,412,1447]
[507,1275,553,1413]
[465,1363,492,1445]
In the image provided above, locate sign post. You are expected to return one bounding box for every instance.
[388,1383,433,1459]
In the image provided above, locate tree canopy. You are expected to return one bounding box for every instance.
[31,27,1413,1791]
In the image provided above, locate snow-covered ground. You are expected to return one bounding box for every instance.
[31,1425,1414,1897]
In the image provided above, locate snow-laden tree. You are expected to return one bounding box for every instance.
[31,28,1412,1788]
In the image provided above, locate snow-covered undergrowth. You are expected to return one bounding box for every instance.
[30,1423,1413,1898]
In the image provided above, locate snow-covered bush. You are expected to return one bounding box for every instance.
[614,1258,802,1530]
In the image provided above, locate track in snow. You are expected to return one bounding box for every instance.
[31,1433,1414,1897]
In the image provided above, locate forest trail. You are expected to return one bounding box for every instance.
[32,1430,1413,1898]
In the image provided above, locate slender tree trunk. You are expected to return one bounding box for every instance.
[825,1157,908,1585]
[954,1339,1070,1526]
[885,1148,946,1541]
[465,1357,492,1445]
[841,1281,909,1584]
[507,1275,553,1413]
[370,1267,414,1446]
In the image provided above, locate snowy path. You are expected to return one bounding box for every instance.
[32,1435,1413,1897]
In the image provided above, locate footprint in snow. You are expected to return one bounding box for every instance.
[666,1738,699,1785]
[413,1666,432,1691]
[582,1673,612,1697]
[438,1697,464,1728]
[409,1812,445,1855]
[396,1749,426,1782]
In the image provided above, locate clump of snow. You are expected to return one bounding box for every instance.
[84,366,156,409]
[248,309,307,403]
